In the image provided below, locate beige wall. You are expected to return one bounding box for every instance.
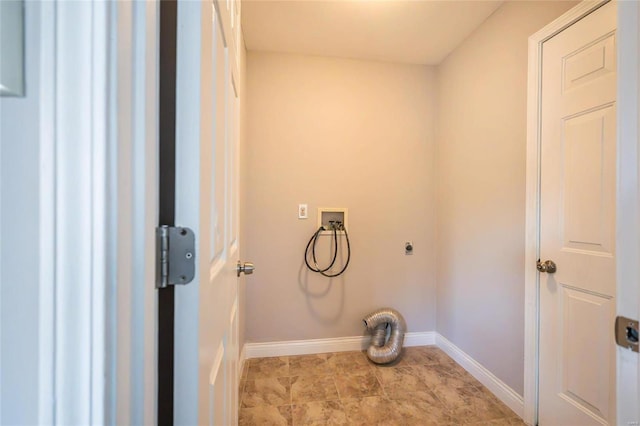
[243,0,577,398]
[435,0,577,396]
[244,52,437,342]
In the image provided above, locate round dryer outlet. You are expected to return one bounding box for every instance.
[405,242,413,255]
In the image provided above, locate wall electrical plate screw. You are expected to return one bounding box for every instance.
[405,242,413,255]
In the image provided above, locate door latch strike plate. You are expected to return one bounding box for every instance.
[156,225,196,289]
[615,316,639,353]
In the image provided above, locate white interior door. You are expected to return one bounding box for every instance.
[174,0,241,424]
[538,2,617,425]
[616,1,640,423]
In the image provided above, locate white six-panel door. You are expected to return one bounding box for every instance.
[538,2,617,424]
[174,0,241,424]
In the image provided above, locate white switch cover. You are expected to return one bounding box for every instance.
[298,204,308,219]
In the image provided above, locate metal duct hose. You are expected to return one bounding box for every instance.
[371,323,387,347]
[363,308,406,364]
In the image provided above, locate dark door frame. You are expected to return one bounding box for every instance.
[158,0,178,424]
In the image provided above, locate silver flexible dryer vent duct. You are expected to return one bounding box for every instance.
[363,308,406,364]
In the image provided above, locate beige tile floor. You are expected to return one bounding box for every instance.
[238,345,525,426]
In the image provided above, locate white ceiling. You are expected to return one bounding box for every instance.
[241,0,504,65]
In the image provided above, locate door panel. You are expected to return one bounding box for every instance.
[211,14,227,265]
[562,33,615,92]
[560,286,613,418]
[174,0,241,424]
[539,2,617,425]
[562,106,616,257]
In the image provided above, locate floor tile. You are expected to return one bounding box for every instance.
[240,346,524,426]
[432,384,478,408]
[414,363,470,389]
[385,387,440,405]
[394,346,437,366]
[334,370,383,399]
[242,377,290,408]
[374,365,431,393]
[394,396,455,426]
[472,386,518,419]
[289,354,331,377]
[425,346,458,364]
[292,400,348,425]
[291,375,339,404]
[239,404,292,426]
[326,351,372,376]
[450,366,484,387]
[434,385,513,423]
[476,416,527,425]
[247,356,289,379]
[341,396,402,425]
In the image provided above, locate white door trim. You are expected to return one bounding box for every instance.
[43,0,110,422]
[524,1,613,425]
[35,1,159,423]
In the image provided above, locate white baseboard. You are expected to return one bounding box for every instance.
[244,331,435,359]
[435,333,524,419]
[403,331,436,347]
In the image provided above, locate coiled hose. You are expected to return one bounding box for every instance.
[363,308,406,364]
[304,223,351,277]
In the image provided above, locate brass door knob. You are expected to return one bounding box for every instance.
[536,259,557,274]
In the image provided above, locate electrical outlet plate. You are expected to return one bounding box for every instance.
[298,204,308,219]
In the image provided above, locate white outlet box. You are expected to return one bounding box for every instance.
[298,204,308,219]
[317,208,348,233]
